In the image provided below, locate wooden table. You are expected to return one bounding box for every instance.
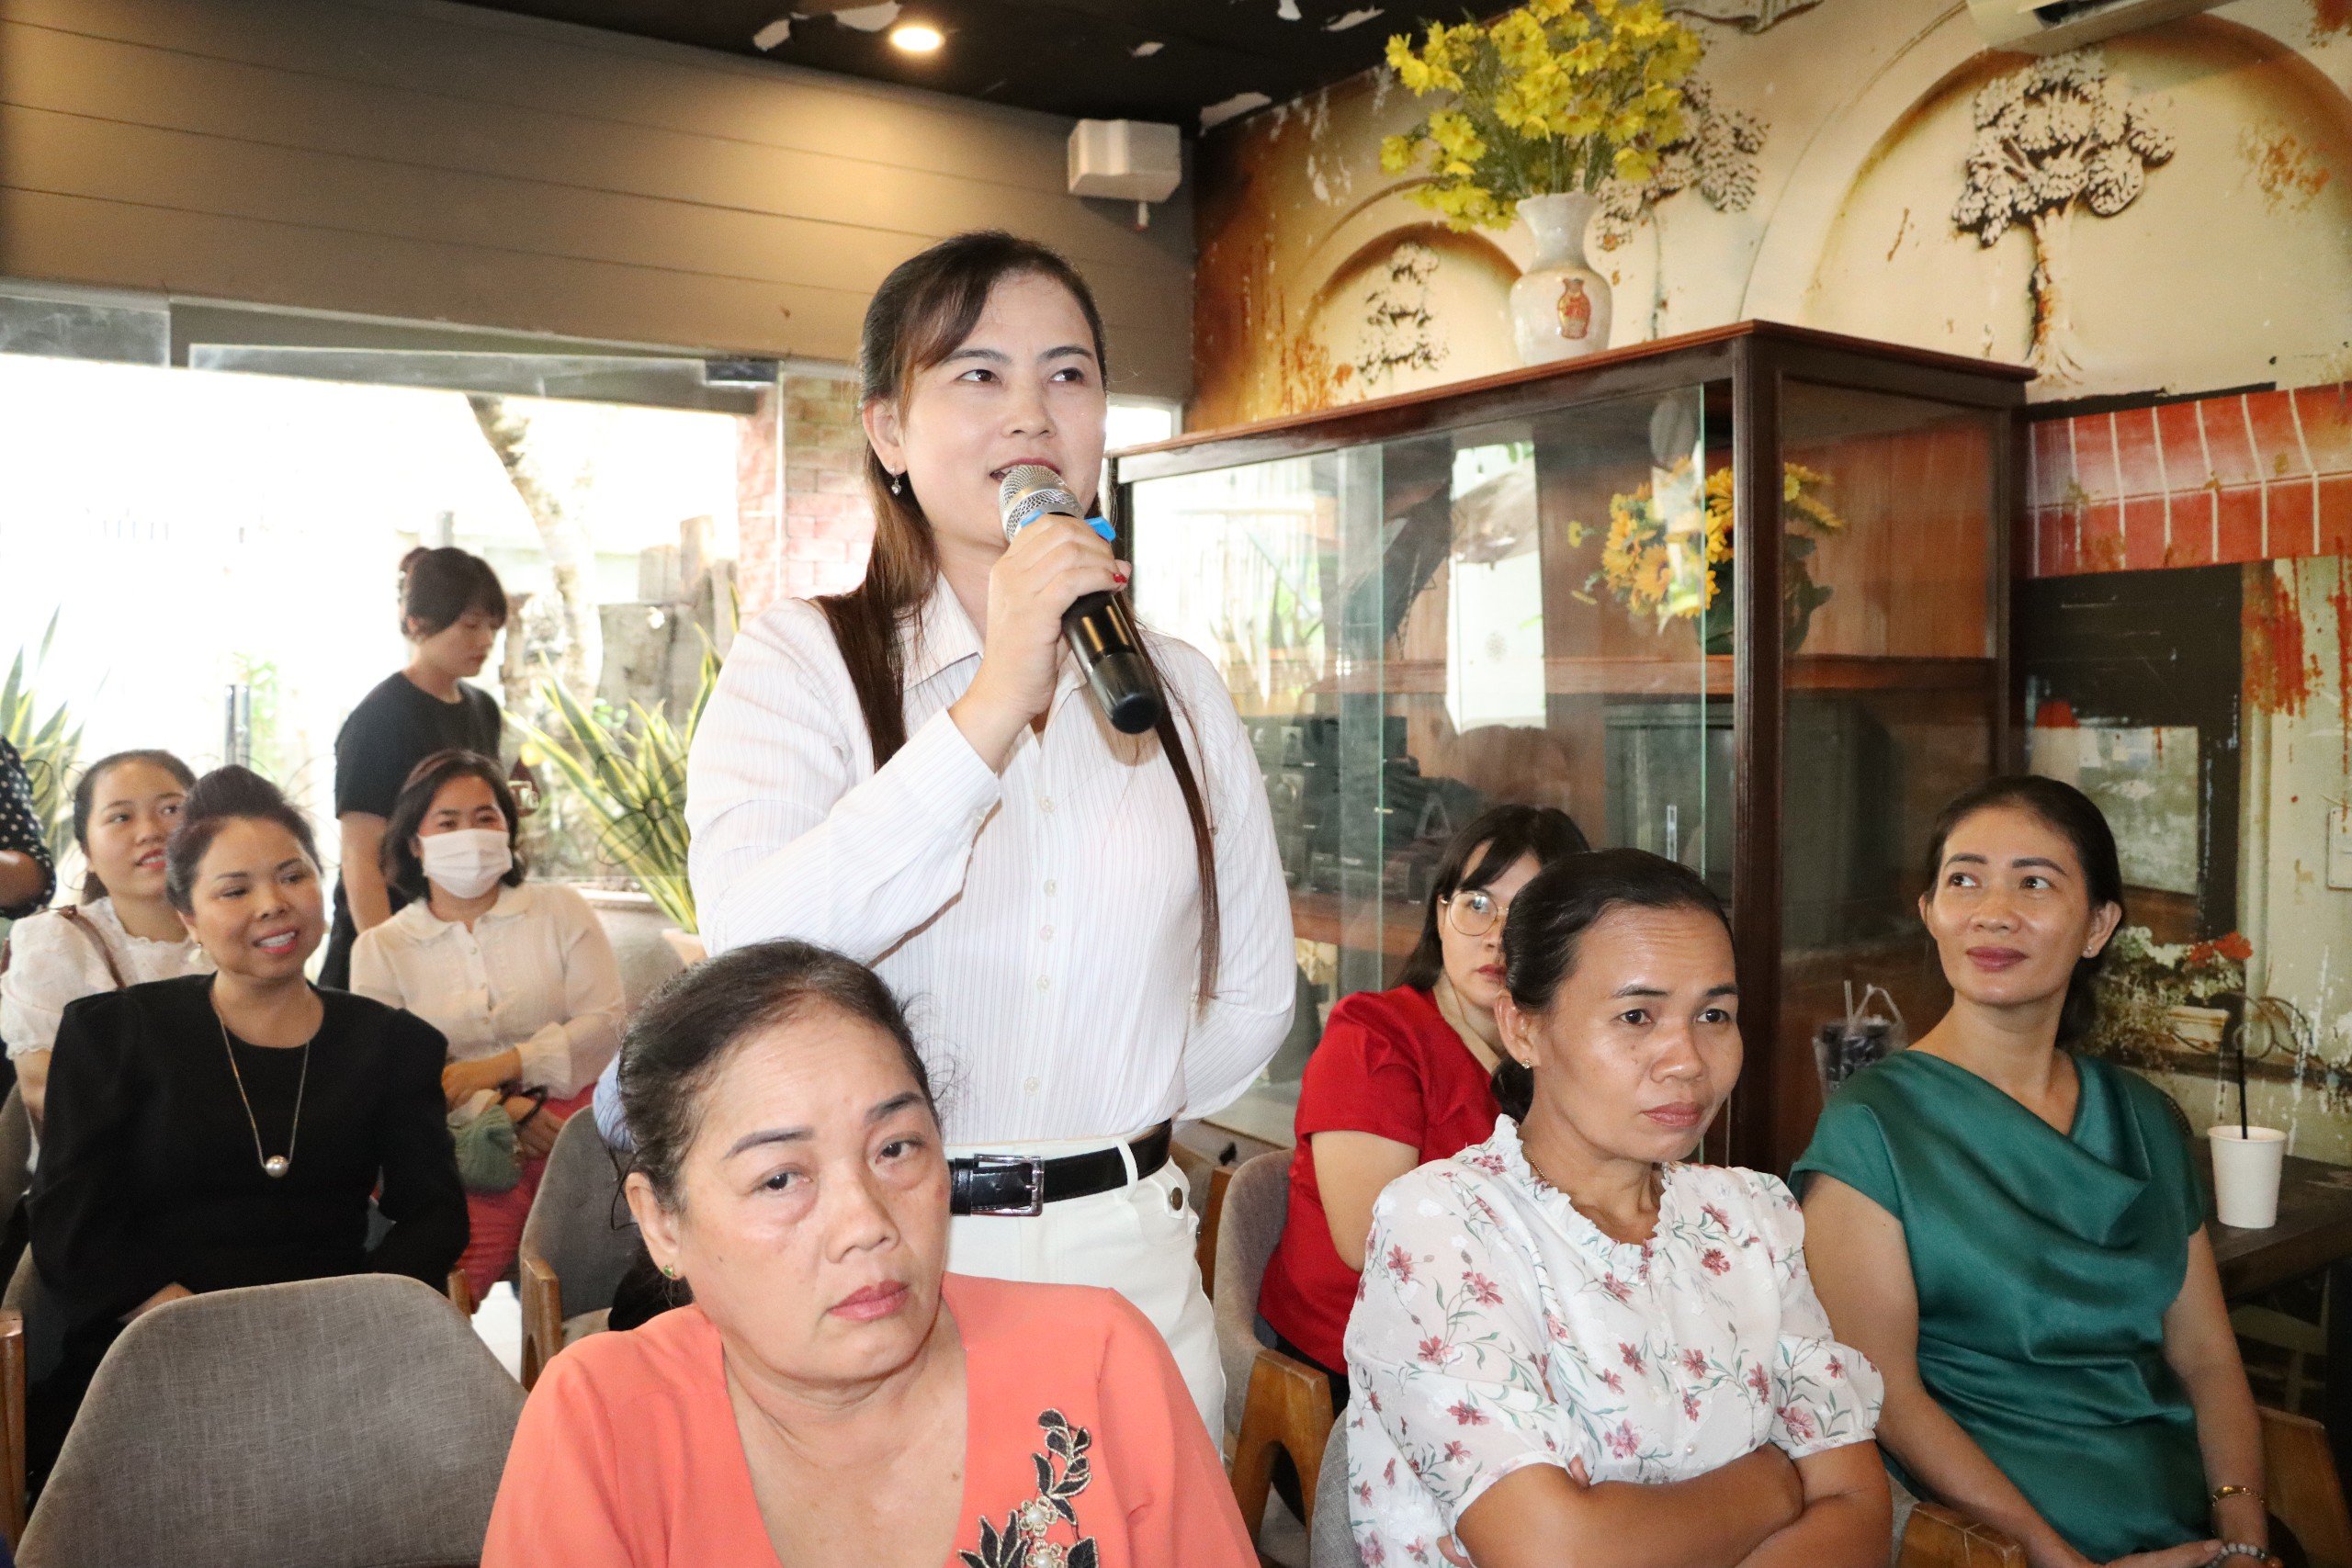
[2207,1151,2352,1484]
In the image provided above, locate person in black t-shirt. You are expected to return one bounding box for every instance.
[321,547,506,988]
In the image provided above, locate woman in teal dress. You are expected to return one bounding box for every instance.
[1795,776,2283,1568]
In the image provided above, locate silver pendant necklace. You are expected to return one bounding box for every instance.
[215,993,312,1179]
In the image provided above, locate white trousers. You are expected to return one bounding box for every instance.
[944,1134,1224,1438]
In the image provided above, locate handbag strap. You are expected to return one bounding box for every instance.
[56,906,129,991]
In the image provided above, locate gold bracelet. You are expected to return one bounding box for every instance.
[2211,1484,2266,1506]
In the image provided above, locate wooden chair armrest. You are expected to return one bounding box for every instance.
[2259,1404,2352,1568]
[1,1307,24,1551]
[1199,1165,1233,1301]
[1227,1345,1335,1545]
[1896,1500,2027,1568]
[518,1251,563,1391]
[446,1268,474,1319]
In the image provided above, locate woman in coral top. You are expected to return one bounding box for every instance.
[1257,804,1587,1401]
[482,940,1254,1568]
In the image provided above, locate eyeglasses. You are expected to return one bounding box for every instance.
[1442,887,1508,938]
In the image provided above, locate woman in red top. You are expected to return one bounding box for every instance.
[1257,804,1588,1396]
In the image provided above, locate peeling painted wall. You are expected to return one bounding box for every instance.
[1192,0,2352,426]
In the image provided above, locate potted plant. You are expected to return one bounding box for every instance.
[2091,927,2251,1058]
[1381,0,1703,365]
[520,644,715,966]
[1573,458,1845,652]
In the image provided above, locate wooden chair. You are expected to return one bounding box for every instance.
[1893,1408,2349,1568]
[517,1110,640,1387]
[2262,1405,2352,1568]
[1212,1151,1334,1542]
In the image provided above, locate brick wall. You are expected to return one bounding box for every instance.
[736,371,878,616]
[2026,382,2352,578]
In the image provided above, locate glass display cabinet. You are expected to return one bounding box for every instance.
[1113,323,2029,1171]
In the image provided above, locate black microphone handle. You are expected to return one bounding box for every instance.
[1063,590,1164,736]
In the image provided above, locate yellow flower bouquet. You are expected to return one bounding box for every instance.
[1380,0,1705,229]
[1579,462,1845,653]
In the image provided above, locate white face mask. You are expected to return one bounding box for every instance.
[419,829,514,901]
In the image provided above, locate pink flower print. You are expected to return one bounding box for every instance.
[1619,1343,1645,1372]
[1417,1336,1452,1366]
[1603,1420,1642,1459]
[1700,1247,1731,1276]
[1747,1363,1772,1403]
[1358,1481,1374,1505]
[1469,1151,1508,1175]
[1464,1272,1504,1307]
[1368,1390,1383,1414]
[1600,1369,1624,1394]
[1701,1203,1731,1232]
[1544,1311,1571,1342]
[1680,1348,1709,1380]
[1385,1245,1416,1283]
[1600,1272,1633,1303]
[1442,1441,1471,1464]
[1826,1357,1845,1380]
[1385,1460,1397,1486]
[1448,1399,1491,1427]
[1408,1543,1430,1565]
[1682,1391,1702,1422]
[1779,1405,1817,1442]
[1363,1536,1386,1566]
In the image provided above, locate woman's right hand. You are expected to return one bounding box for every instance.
[951,515,1127,771]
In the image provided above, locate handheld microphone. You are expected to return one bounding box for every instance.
[997,464,1164,736]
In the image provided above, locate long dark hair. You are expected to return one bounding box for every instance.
[1491,849,1733,1121]
[399,546,507,640]
[379,750,526,902]
[619,941,935,1206]
[1921,774,2125,1046]
[72,749,196,900]
[822,230,1221,1000]
[164,766,322,915]
[1396,805,1589,991]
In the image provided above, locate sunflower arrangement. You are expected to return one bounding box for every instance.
[1379,0,1704,231]
[1578,461,1845,650]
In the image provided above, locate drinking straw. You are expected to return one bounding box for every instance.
[2236,1010,2251,1140]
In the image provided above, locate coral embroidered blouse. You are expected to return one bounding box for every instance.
[1259,984,1499,1372]
[1343,1119,1883,1563]
[482,1273,1256,1568]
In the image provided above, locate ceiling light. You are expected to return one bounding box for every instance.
[890,22,944,51]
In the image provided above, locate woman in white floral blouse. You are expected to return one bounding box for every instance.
[1345,849,1889,1568]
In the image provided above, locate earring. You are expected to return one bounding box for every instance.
[888,471,906,496]
[659,1263,679,1280]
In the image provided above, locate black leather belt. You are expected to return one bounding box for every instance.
[948,1122,1173,1217]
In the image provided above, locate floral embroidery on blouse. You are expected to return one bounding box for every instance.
[961,1410,1100,1568]
[1341,1117,1883,1561]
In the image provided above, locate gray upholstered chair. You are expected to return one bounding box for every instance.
[18,1273,524,1568]
[1213,1149,1334,1543]
[1309,1418,1356,1568]
[0,1086,31,1224]
[518,1107,640,1388]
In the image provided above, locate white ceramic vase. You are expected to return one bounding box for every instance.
[1509,191,1612,367]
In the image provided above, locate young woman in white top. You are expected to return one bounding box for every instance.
[351,749,622,1302]
[2,750,210,1130]
[680,231,1294,1431]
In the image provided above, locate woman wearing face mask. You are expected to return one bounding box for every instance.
[28,767,465,1490]
[322,546,508,989]
[3,750,209,1131]
[352,750,622,1303]
[1345,850,1889,1568]
[1257,804,1588,1408]
[673,231,1293,1431]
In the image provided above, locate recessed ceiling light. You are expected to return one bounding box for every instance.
[890,22,944,51]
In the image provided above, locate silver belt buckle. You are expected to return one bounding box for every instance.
[967,1154,1046,1217]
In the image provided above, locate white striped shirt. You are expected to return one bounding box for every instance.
[684,575,1295,1145]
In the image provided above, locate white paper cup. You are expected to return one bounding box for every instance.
[2209,1125,2287,1230]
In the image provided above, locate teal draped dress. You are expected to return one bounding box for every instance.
[1792,1050,2208,1562]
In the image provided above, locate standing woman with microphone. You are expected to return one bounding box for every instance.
[682,231,1293,1430]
